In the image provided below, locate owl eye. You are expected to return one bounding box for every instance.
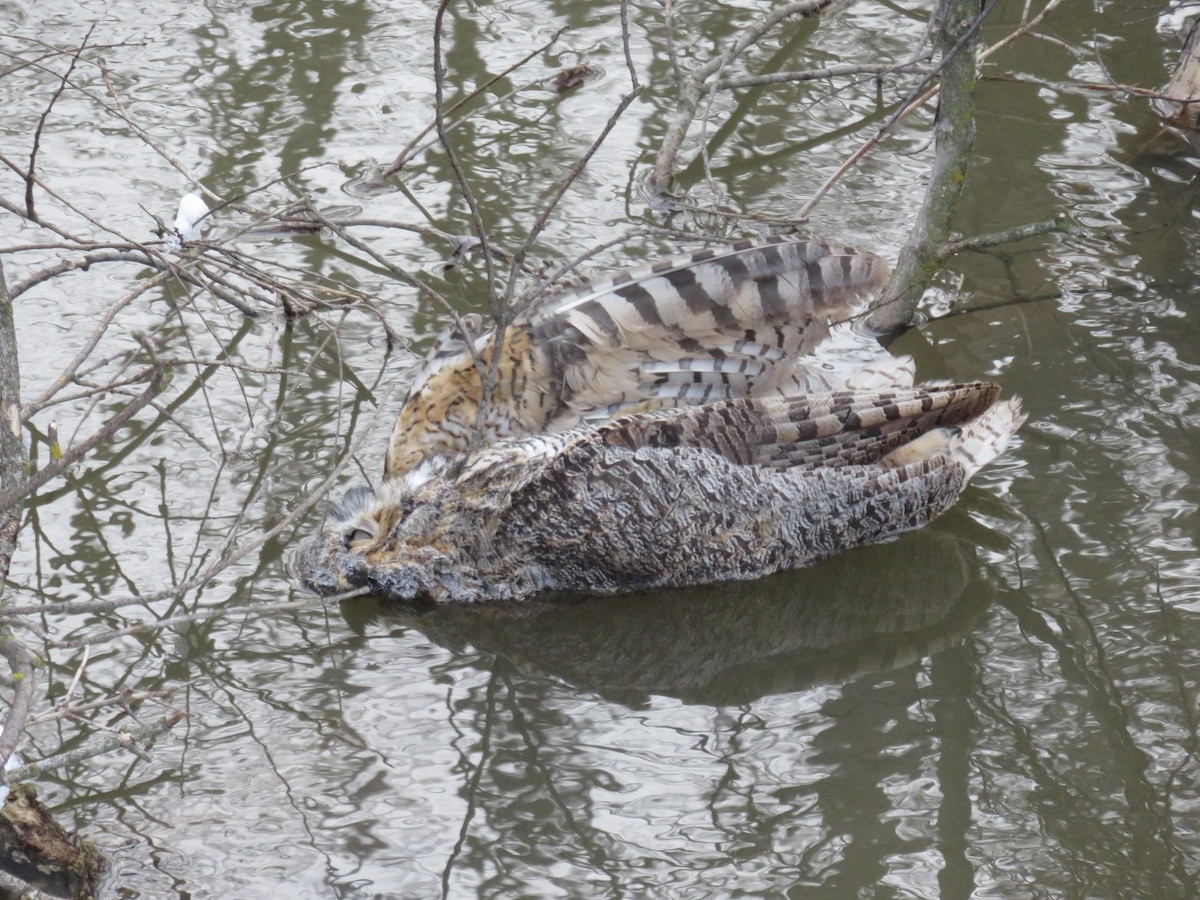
[347,527,374,547]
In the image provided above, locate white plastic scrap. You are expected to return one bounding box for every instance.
[165,191,210,251]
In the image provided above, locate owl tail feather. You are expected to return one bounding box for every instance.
[881,398,1026,479]
[950,398,1027,480]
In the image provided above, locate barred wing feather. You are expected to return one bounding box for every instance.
[386,234,896,479]
[524,234,893,424]
[585,383,1009,473]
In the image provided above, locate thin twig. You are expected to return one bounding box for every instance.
[649,0,839,193]
[507,89,641,310]
[6,711,185,782]
[25,25,96,219]
[938,216,1077,258]
[381,26,569,177]
[26,675,184,724]
[717,60,930,90]
[0,366,166,511]
[433,0,497,301]
[4,248,168,303]
[619,0,642,91]
[986,71,1193,103]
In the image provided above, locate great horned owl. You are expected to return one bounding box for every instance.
[385,234,900,480]
[300,384,1026,604]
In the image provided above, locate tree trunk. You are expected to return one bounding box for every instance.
[0,258,104,899]
[867,0,984,333]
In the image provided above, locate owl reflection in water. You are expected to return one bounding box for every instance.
[297,235,1024,603]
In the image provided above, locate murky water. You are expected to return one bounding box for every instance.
[3,0,1200,897]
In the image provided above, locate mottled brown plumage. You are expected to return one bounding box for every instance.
[299,384,1026,604]
[385,235,894,479]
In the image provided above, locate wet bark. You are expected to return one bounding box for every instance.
[0,785,105,898]
[0,260,22,562]
[867,0,985,333]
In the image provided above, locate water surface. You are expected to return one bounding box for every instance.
[2,1,1199,897]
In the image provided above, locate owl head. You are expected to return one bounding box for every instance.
[295,479,511,604]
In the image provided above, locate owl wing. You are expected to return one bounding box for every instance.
[518,234,896,428]
[477,382,1018,515]
[386,235,896,480]
[491,383,1025,595]
[586,383,1010,472]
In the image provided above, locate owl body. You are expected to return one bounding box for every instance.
[301,384,1026,604]
[385,234,897,479]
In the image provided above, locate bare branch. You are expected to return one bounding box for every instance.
[717,60,930,90]
[619,0,642,92]
[0,375,395,622]
[938,216,1077,258]
[25,25,96,219]
[0,364,167,512]
[649,0,840,193]
[381,26,569,177]
[302,204,461,338]
[7,711,185,783]
[507,89,642,309]
[797,0,1068,221]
